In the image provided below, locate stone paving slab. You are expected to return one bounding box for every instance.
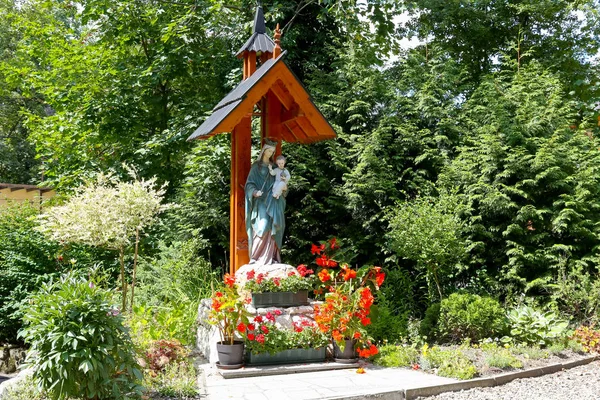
[201,363,456,400]
[219,361,360,379]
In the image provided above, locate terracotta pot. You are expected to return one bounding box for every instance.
[216,341,245,368]
[332,338,357,362]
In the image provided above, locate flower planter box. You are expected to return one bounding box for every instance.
[246,347,326,365]
[251,290,309,308]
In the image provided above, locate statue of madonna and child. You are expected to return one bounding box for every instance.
[236,140,296,281]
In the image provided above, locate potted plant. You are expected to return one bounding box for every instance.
[244,266,315,308]
[244,312,329,365]
[311,239,385,362]
[208,274,252,368]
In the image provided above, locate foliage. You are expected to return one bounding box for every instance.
[507,305,569,346]
[128,302,198,348]
[387,193,468,300]
[244,314,329,355]
[438,293,507,343]
[143,361,199,399]
[510,344,549,360]
[551,264,600,325]
[207,274,252,345]
[420,344,478,380]
[136,239,218,306]
[38,171,168,310]
[480,342,523,369]
[144,339,188,372]
[372,344,420,368]
[419,303,441,341]
[244,269,315,293]
[367,300,408,344]
[571,326,600,353]
[19,272,142,400]
[0,202,108,343]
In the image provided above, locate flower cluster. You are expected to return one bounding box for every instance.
[310,238,386,359]
[244,311,329,355]
[208,274,252,345]
[244,268,314,293]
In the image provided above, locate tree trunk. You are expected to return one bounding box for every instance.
[130,228,140,311]
[120,246,127,312]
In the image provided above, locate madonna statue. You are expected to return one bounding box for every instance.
[244,141,286,265]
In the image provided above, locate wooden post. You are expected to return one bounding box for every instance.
[230,117,252,274]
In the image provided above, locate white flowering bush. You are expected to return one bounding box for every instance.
[39,168,169,310]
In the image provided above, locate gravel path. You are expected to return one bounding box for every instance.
[419,360,600,400]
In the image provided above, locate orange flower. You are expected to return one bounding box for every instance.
[360,317,371,326]
[343,267,357,281]
[318,269,331,283]
[353,331,361,339]
[332,330,343,342]
[356,367,365,374]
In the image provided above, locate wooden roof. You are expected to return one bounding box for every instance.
[188,52,337,144]
[235,6,274,57]
[0,183,54,193]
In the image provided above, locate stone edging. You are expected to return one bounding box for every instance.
[322,355,598,400]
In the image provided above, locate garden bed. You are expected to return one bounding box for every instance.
[374,341,591,380]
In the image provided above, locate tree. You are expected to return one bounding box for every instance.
[39,171,168,310]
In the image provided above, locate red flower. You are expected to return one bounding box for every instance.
[215,291,223,297]
[246,270,255,280]
[412,364,420,370]
[265,312,275,322]
[369,344,378,356]
[236,322,246,333]
[327,258,338,268]
[256,273,265,284]
[247,333,255,341]
[353,331,361,339]
[261,325,269,334]
[373,267,385,287]
[329,237,338,249]
[254,315,264,323]
[247,323,255,331]
[297,264,314,277]
[311,244,322,255]
[256,334,265,344]
[288,271,296,277]
[360,317,371,326]
[274,309,282,316]
[224,274,235,288]
[316,255,329,267]
[272,277,281,287]
[318,269,331,283]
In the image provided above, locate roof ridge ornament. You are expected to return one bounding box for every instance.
[273,23,282,59]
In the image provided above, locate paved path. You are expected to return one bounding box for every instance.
[201,363,456,400]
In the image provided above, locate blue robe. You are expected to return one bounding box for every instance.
[244,161,286,261]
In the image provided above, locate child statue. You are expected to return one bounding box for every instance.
[268,155,290,199]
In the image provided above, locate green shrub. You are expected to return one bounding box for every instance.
[367,300,409,343]
[19,272,143,400]
[421,346,477,380]
[2,376,46,400]
[136,239,218,306]
[419,303,441,340]
[373,344,420,367]
[507,305,568,346]
[438,293,507,343]
[128,302,199,347]
[0,202,113,343]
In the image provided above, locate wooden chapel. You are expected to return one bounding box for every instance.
[188,6,336,274]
